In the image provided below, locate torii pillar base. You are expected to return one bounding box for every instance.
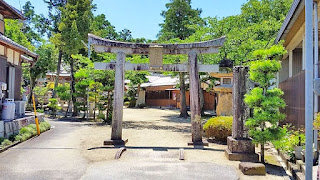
[104,139,128,146]
[187,140,209,147]
[225,137,258,162]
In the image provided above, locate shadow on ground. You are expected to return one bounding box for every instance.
[87,146,225,152]
[122,121,191,133]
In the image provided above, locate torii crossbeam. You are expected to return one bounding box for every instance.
[88,33,226,146]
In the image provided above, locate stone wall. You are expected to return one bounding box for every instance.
[216,92,232,116]
[0,114,44,138]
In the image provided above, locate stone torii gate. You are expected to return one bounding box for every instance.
[88,34,225,146]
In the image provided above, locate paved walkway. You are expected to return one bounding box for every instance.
[0,108,289,179]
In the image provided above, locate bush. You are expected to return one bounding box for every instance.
[1,139,12,146]
[124,101,130,107]
[0,137,4,144]
[272,126,305,161]
[15,121,51,142]
[203,116,233,141]
[37,109,44,113]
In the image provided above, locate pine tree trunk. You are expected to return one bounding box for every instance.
[261,143,265,164]
[52,50,63,98]
[179,72,188,118]
[70,58,78,117]
[135,84,141,107]
[28,77,36,105]
[65,100,70,117]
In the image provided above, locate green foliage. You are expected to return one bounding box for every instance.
[1,139,13,147]
[90,14,118,40]
[55,83,71,101]
[313,112,320,132]
[40,121,51,133]
[184,0,293,64]
[5,19,35,51]
[158,0,204,41]
[0,137,5,144]
[34,85,49,109]
[272,126,305,160]
[59,0,94,56]
[244,46,287,162]
[15,121,51,142]
[203,116,233,141]
[48,98,60,116]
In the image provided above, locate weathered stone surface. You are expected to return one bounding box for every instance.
[239,162,266,175]
[88,33,226,55]
[188,52,202,143]
[225,148,259,162]
[216,92,232,116]
[227,136,255,153]
[104,139,128,146]
[232,66,250,139]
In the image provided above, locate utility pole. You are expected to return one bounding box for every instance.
[305,0,314,179]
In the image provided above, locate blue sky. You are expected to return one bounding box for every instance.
[9,0,248,40]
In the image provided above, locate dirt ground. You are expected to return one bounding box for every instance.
[73,108,290,180]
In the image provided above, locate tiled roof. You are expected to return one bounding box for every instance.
[0,34,38,59]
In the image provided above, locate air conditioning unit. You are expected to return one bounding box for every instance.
[14,101,26,118]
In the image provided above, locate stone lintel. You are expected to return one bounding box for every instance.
[94,62,220,73]
[89,33,225,55]
[104,139,128,146]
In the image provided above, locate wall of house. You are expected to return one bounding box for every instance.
[292,48,302,76]
[279,57,289,83]
[0,13,4,34]
[0,56,6,83]
[279,71,305,128]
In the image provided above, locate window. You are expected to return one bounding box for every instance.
[222,78,231,84]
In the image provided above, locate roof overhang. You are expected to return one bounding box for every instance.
[0,0,25,20]
[0,34,38,61]
[275,0,304,45]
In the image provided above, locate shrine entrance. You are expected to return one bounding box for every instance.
[88,34,225,146]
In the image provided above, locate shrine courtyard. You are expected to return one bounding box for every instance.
[0,108,289,180]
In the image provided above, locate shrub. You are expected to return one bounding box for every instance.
[272,126,305,161]
[1,139,12,146]
[15,121,51,142]
[0,137,4,144]
[37,109,44,113]
[203,116,233,141]
[124,101,130,107]
[137,103,145,108]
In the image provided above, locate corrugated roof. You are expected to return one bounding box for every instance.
[275,0,303,43]
[141,75,180,87]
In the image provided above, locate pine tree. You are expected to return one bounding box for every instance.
[244,45,287,163]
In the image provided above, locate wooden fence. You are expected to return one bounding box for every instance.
[279,70,305,129]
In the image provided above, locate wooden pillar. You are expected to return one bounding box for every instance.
[104,51,127,145]
[188,51,205,145]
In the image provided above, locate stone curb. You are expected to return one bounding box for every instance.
[0,129,51,153]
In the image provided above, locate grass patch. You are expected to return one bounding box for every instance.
[15,121,51,142]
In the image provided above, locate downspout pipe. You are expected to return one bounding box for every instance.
[305,0,314,179]
[314,1,319,151]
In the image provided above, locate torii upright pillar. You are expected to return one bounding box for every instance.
[104,51,128,145]
[188,52,208,146]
